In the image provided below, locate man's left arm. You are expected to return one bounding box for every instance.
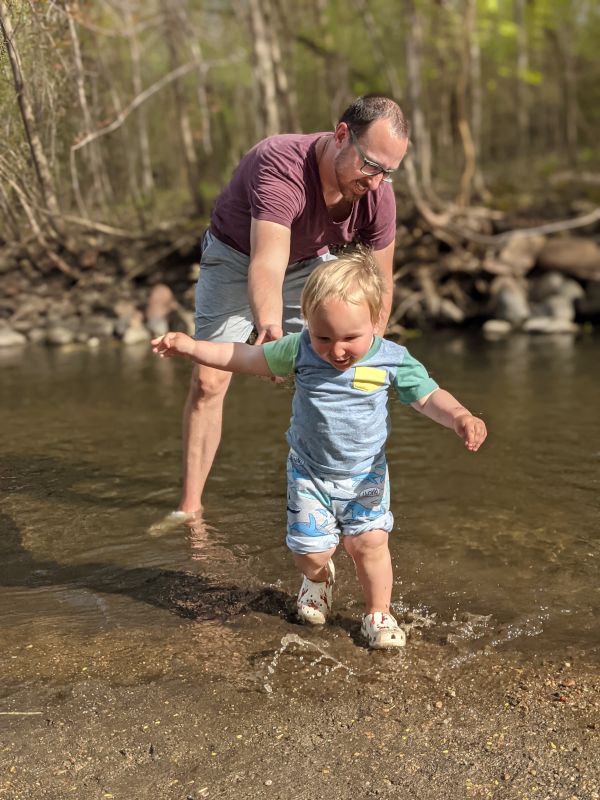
[372,240,395,335]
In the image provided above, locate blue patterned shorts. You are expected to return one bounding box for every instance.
[285,450,394,555]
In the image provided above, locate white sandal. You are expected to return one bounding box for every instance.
[296,560,336,625]
[361,611,406,649]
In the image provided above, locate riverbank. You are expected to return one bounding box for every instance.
[1,205,600,349]
[1,605,598,800]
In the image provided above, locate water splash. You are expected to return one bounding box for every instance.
[264,633,355,695]
[444,610,550,671]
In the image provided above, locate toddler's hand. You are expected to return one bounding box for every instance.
[453,413,487,452]
[151,332,195,359]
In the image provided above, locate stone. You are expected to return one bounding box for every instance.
[490,277,530,324]
[542,295,576,321]
[529,272,584,316]
[168,306,195,335]
[146,283,176,317]
[497,234,546,276]
[146,284,178,338]
[113,300,138,337]
[537,238,600,280]
[146,315,169,338]
[529,271,567,302]
[577,280,600,317]
[46,325,75,346]
[0,325,27,347]
[522,317,579,334]
[482,319,513,336]
[122,310,151,345]
[439,299,465,324]
[81,314,115,339]
[27,328,46,344]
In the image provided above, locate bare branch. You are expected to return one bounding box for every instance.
[48,0,161,38]
[70,53,243,153]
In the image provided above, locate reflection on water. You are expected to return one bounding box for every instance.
[0,333,599,681]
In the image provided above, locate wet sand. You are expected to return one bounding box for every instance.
[1,572,599,800]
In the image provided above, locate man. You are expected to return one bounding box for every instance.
[177,94,409,516]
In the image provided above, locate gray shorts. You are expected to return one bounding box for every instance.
[194,232,336,342]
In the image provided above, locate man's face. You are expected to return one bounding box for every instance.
[333,119,408,203]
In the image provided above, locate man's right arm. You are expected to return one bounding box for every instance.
[248,218,291,344]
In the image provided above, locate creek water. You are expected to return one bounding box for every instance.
[1,332,599,693]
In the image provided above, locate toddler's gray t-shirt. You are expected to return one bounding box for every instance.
[263,330,438,477]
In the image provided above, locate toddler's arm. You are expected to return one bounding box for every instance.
[411,389,487,452]
[152,332,274,377]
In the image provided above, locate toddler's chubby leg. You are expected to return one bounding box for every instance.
[344,531,406,649]
[293,550,336,583]
[285,451,340,625]
[343,529,392,614]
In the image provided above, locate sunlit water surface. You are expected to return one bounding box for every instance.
[1,332,599,688]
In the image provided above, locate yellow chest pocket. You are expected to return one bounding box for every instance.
[352,366,387,392]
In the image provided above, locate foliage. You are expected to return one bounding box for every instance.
[0,0,598,240]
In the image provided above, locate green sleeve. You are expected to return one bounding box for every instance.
[262,333,302,377]
[392,350,439,404]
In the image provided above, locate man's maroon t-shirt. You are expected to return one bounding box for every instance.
[210,133,396,265]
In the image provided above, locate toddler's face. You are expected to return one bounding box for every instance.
[307,297,376,371]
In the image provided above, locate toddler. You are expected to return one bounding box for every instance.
[152,248,487,649]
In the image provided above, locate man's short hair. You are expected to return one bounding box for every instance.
[301,246,384,326]
[339,94,410,139]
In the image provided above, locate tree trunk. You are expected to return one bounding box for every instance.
[66,2,111,211]
[247,0,281,136]
[0,0,63,229]
[161,0,204,213]
[562,26,578,165]
[125,0,156,194]
[469,0,488,199]
[352,0,402,100]
[455,0,477,207]
[268,0,300,132]
[403,0,432,192]
[514,0,530,155]
[545,25,578,165]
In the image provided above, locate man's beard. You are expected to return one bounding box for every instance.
[334,160,369,203]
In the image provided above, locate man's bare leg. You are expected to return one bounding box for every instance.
[179,363,233,513]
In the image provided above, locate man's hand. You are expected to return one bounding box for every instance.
[255,324,283,346]
[152,332,196,359]
[453,414,488,452]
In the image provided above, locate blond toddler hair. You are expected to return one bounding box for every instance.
[301,246,384,325]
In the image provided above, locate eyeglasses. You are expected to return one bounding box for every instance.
[348,128,397,183]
